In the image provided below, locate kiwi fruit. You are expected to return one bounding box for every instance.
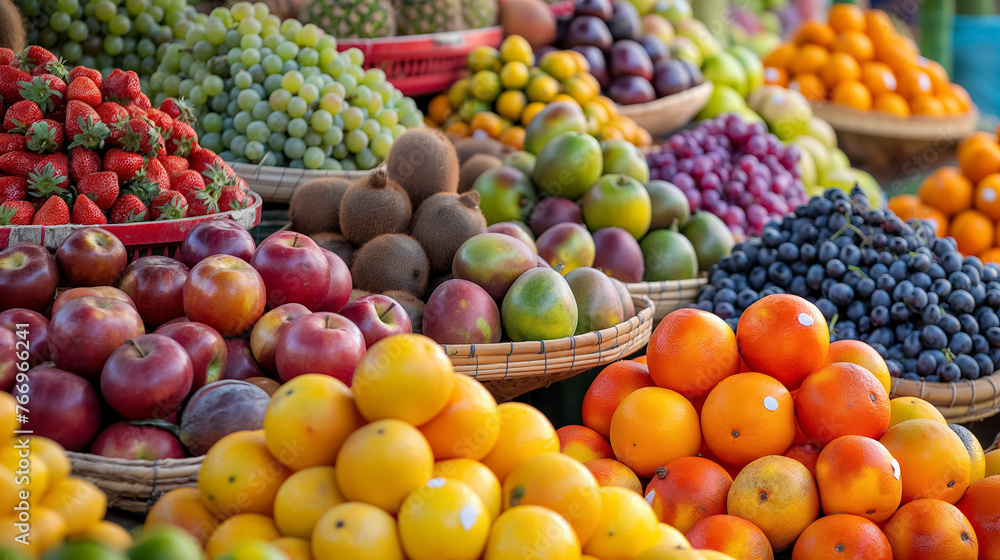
[453,137,514,165]
[382,290,426,334]
[386,128,460,208]
[351,233,430,298]
[0,0,26,51]
[349,289,371,302]
[410,191,488,273]
[310,232,356,268]
[339,168,412,246]
[458,154,503,193]
[288,177,351,235]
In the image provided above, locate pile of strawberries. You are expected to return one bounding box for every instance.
[0,46,253,226]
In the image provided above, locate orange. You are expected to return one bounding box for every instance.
[790,45,830,76]
[763,43,796,70]
[273,466,344,539]
[480,402,559,482]
[920,58,953,94]
[791,514,892,560]
[910,93,946,116]
[701,372,796,467]
[950,210,995,256]
[887,193,921,216]
[951,83,973,112]
[795,362,891,446]
[829,3,866,33]
[686,515,774,560]
[41,476,106,535]
[975,173,1000,219]
[428,94,451,124]
[584,458,643,494]
[643,456,732,533]
[764,67,789,88]
[888,396,948,428]
[633,355,647,364]
[834,31,875,62]
[145,487,220,546]
[822,52,861,89]
[873,92,910,116]
[814,435,902,523]
[883,499,979,559]
[26,436,70,483]
[73,520,134,550]
[582,360,654,439]
[419,374,500,461]
[271,538,312,560]
[584,486,661,560]
[497,126,524,150]
[312,502,405,560]
[940,92,967,115]
[831,80,873,110]
[980,248,1000,264]
[205,513,281,559]
[198,430,293,519]
[789,73,826,101]
[824,340,892,395]
[502,452,602,543]
[397,479,491,560]
[987,448,1000,476]
[446,122,470,137]
[433,458,502,521]
[783,442,822,479]
[860,61,897,95]
[736,294,829,390]
[950,424,986,486]
[557,424,614,463]
[959,134,1000,184]
[727,455,820,553]
[794,21,837,49]
[483,505,580,560]
[956,476,1000,559]
[647,308,740,400]
[470,111,503,139]
[916,204,949,237]
[609,387,701,478]
[877,42,917,75]
[918,166,974,217]
[879,419,971,504]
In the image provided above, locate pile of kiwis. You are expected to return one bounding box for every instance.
[289,128,490,332]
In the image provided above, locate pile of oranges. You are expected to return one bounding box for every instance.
[890,127,1000,263]
[763,5,972,117]
[567,294,999,558]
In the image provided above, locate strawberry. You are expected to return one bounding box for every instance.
[109,194,147,223]
[172,170,206,200]
[159,154,189,179]
[187,146,225,175]
[0,151,45,178]
[95,102,129,147]
[0,176,28,202]
[102,70,141,106]
[103,148,144,185]
[0,66,31,104]
[64,100,109,149]
[15,47,57,76]
[150,190,188,220]
[145,108,173,135]
[159,97,194,124]
[124,103,147,120]
[27,161,68,200]
[76,171,118,210]
[31,195,70,225]
[166,121,197,157]
[66,77,102,107]
[17,74,65,114]
[0,48,14,67]
[201,161,237,193]
[67,66,102,90]
[218,184,250,211]
[68,147,101,184]
[3,100,43,132]
[131,94,151,111]
[0,133,27,152]
[25,119,63,153]
[147,157,170,191]
[0,201,35,225]
[121,115,163,157]
[123,168,162,206]
[42,154,69,188]
[71,194,107,225]
[187,189,220,217]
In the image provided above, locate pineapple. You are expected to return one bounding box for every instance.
[460,0,497,29]
[394,0,464,35]
[301,0,396,38]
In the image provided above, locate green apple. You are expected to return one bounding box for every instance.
[737,106,766,125]
[821,168,884,206]
[746,84,786,114]
[747,32,782,58]
[652,0,693,23]
[806,116,838,150]
[696,85,748,120]
[702,52,748,96]
[759,88,813,141]
[676,19,721,58]
[794,145,818,188]
[727,45,764,94]
[829,148,851,171]
[791,135,832,184]
[671,36,703,67]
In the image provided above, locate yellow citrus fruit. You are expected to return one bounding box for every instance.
[0,445,50,499]
[273,466,344,539]
[206,513,281,558]
[353,334,456,426]
[483,505,580,560]
[71,520,134,550]
[480,402,559,482]
[568,50,590,73]
[434,459,502,520]
[499,35,534,66]
[496,90,528,122]
[0,507,66,557]
[399,478,491,560]
[312,502,404,560]
[271,537,312,560]
[468,46,502,72]
[526,75,559,103]
[584,101,611,126]
[0,392,17,440]
[552,93,581,108]
[636,547,710,559]
[502,452,602,543]
[420,374,500,461]
[654,523,691,549]
[521,102,547,125]
[199,430,292,518]
[0,464,23,513]
[336,419,434,514]
[264,373,361,471]
[500,62,530,90]
[950,423,986,485]
[214,540,288,560]
[25,437,70,483]
[41,477,106,535]
[562,75,598,105]
[585,487,661,560]
[889,396,947,428]
[449,79,470,107]
[469,70,502,103]
[540,51,578,81]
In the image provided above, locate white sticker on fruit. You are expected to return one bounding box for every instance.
[645,490,656,505]
[891,458,900,480]
[985,188,997,202]
[427,477,445,489]
[798,313,814,326]
[763,396,779,411]
[459,503,479,531]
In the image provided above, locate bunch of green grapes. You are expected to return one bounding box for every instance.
[16,0,199,79]
[146,2,424,171]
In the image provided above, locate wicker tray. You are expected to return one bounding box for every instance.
[616,82,714,137]
[231,162,369,205]
[66,452,203,514]
[624,277,708,324]
[889,371,1000,423]
[443,295,654,402]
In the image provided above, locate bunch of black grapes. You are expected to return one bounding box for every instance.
[694,187,1000,382]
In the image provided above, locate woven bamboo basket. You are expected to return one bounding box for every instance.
[66,452,203,514]
[616,82,714,137]
[231,162,370,204]
[624,277,708,324]
[443,295,654,402]
[889,372,1000,423]
[988,432,998,453]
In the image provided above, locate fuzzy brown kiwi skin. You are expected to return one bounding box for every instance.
[386,128,460,209]
[410,190,487,273]
[310,231,355,268]
[351,233,430,298]
[289,178,351,235]
[0,0,26,51]
[349,289,372,302]
[339,168,413,246]
[382,290,426,334]
[453,137,515,165]
[458,154,503,194]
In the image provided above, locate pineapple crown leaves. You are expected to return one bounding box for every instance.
[201,161,235,190]
[123,167,161,206]
[17,76,62,114]
[67,115,111,150]
[27,162,69,200]
[25,120,60,153]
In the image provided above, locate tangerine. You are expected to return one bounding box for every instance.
[795,362,891,446]
[950,210,995,256]
[790,514,891,560]
[502,452,602,543]
[736,294,829,390]
[582,360,655,439]
[686,515,775,560]
[918,166,974,217]
[958,136,1000,184]
[888,396,947,428]
[271,538,312,560]
[975,173,1000,220]
[822,52,861,89]
[814,435,902,523]
[311,502,405,560]
[584,486,661,560]
[910,93,946,116]
[790,45,830,76]
[860,61,897,95]
[831,80,873,110]
[763,44,797,70]
[873,92,910,116]
[789,73,826,101]
[701,372,796,467]
[879,419,971,504]
[419,373,500,461]
[145,487,219,546]
[198,430,292,519]
[883,499,979,559]
[205,513,281,559]
[610,387,701,478]
[273,466,344,539]
[483,505,580,560]
[956,476,1000,559]
[398,478,491,560]
[829,3,866,33]
[557,424,614,463]
[646,309,741,400]
[480,402,559,482]
[433,458,502,520]
[794,21,837,49]
[40,476,107,535]
[643,456,732,533]
[824,340,892,394]
[834,31,875,62]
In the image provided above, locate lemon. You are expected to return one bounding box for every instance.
[483,505,580,560]
[398,478,491,560]
[499,35,534,66]
[525,75,559,103]
[26,437,70,482]
[584,487,660,560]
[566,49,591,73]
[448,78,470,107]
[888,397,947,428]
[563,75,599,105]
[469,70,502,103]
[467,45,502,72]
[499,61,530,90]
[655,523,691,549]
[434,459,503,520]
[553,93,581,108]
[71,521,134,550]
[312,502,404,560]
[0,446,50,498]
[41,477,106,535]
[0,465,22,513]
[584,101,611,126]
[539,51,578,81]
[496,90,528,121]
[205,514,281,559]
[521,102,547,125]
[273,466,344,539]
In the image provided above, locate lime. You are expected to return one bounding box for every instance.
[447,78,469,108]
[466,45,501,72]
[44,540,129,560]
[128,526,205,560]
[469,70,502,103]
[214,541,287,560]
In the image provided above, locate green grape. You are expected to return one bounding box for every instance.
[298,83,318,104]
[203,75,224,96]
[340,158,357,171]
[226,99,240,117]
[241,48,261,67]
[332,143,349,160]
[225,29,241,48]
[245,139,266,162]
[57,0,78,11]
[344,47,365,66]
[263,74,283,95]
[93,53,112,70]
[230,1,253,20]
[268,131,287,152]
[281,70,303,93]
[262,33,282,50]
[371,132,393,158]
[170,15,191,34]
[323,82,347,99]
[400,110,423,128]
[251,1,269,18]
[391,124,407,138]
[103,36,124,56]
[376,109,398,128]
[287,96,307,118]
[50,12,72,31]
[266,111,289,132]
[346,65,365,82]
[323,126,343,146]
[205,21,226,44]
[186,27,205,46]
[281,60,299,74]
[246,120,270,142]
[366,96,384,116]
[199,131,223,153]
[229,61,247,76]
[230,135,248,158]
[345,129,368,154]
[121,54,140,72]
[94,0,115,21]
[262,152,285,167]
[269,88,291,111]
[248,64,265,84]
[233,111,253,133]
[210,93,229,112]
[148,38,168,59]
[355,148,377,170]
[251,100,271,121]
[62,42,83,62]
[324,56,347,78]
[262,54,282,75]
[304,132,322,147]
[321,158,342,171]
[319,47,337,67]
[189,85,207,106]
[203,112,224,133]
[317,35,337,52]
[319,93,342,115]
[362,68,386,87]
[297,47,318,67]
[240,33,262,49]
[284,137,306,159]
[162,74,182,97]
[179,52,194,71]
[287,159,303,169]
[308,109,331,133]
[19,0,40,15]
[69,19,91,41]
[232,69,252,90]
[303,146,324,169]
[237,89,261,111]
[352,86,372,108]
[125,0,146,14]
[280,17,302,37]
[237,16,262,36]
[295,23,320,47]
[336,73,357,96]
[342,107,363,131]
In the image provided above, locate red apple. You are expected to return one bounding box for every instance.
[154,321,228,390]
[275,312,366,385]
[55,227,128,287]
[224,338,269,380]
[316,248,352,313]
[49,296,145,379]
[178,218,256,268]
[100,334,194,419]
[338,295,412,349]
[51,286,136,317]
[0,309,50,367]
[0,243,58,313]
[118,256,190,328]
[183,255,266,337]
[249,303,311,373]
[250,231,331,310]
[89,420,187,460]
[244,377,280,396]
[14,366,101,451]
[0,327,16,392]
